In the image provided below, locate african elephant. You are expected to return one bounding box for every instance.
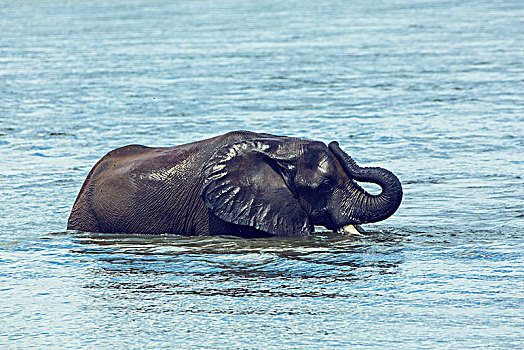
[67,131,402,237]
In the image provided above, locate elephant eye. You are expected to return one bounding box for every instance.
[317,179,333,193]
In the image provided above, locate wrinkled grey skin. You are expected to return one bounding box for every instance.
[67,131,402,237]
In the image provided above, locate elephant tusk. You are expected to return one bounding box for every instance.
[342,224,365,235]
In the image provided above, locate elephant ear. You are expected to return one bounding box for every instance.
[201,139,312,236]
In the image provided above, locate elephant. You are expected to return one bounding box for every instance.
[67,130,402,237]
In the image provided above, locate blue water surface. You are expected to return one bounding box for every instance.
[1,0,523,348]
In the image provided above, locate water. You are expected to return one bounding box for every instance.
[1,0,523,348]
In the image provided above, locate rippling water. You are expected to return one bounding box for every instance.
[1,0,523,348]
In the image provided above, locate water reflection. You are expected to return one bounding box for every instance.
[70,231,405,298]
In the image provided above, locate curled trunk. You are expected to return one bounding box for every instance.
[329,141,403,224]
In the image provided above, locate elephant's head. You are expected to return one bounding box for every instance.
[201,138,402,236]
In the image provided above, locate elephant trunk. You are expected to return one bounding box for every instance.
[328,141,403,224]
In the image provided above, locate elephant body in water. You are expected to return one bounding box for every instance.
[67,131,402,237]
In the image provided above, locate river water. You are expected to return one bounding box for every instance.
[1,0,523,348]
